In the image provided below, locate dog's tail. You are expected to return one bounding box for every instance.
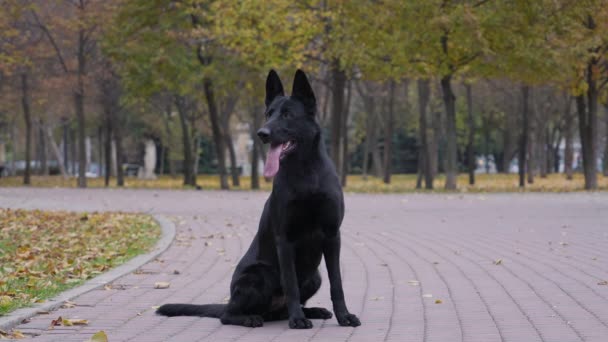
[156,303,226,318]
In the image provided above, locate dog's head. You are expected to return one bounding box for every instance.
[257,69,320,178]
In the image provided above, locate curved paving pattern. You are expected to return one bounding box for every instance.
[1,189,607,342]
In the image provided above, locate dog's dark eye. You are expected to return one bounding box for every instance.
[265,110,272,118]
[281,111,291,118]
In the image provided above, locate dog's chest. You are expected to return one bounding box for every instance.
[284,194,340,241]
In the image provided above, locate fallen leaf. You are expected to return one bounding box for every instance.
[435,299,443,304]
[407,280,420,286]
[65,318,89,325]
[494,259,503,265]
[49,316,62,329]
[154,282,170,289]
[598,280,608,286]
[87,331,108,342]
[10,330,24,339]
[61,301,76,309]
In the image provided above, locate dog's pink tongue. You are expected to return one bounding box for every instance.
[264,143,284,178]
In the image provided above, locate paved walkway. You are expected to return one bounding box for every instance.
[1,189,608,342]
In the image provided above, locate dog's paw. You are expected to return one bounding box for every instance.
[289,317,313,329]
[336,313,361,327]
[303,307,333,319]
[243,315,264,328]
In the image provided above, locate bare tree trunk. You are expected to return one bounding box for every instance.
[577,89,598,189]
[539,125,548,178]
[577,17,599,190]
[564,96,574,180]
[250,105,262,190]
[192,135,199,186]
[162,104,177,178]
[97,126,103,178]
[551,128,561,174]
[482,116,491,173]
[418,79,433,189]
[465,83,475,185]
[320,79,331,126]
[431,111,441,177]
[331,59,346,176]
[361,93,375,180]
[372,98,384,178]
[114,127,125,187]
[69,128,76,174]
[440,73,458,190]
[439,30,458,190]
[604,105,608,177]
[383,80,395,184]
[159,145,165,176]
[174,96,194,187]
[46,126,68,178]
[202,78,229,190]
[519,85,529,188]
[21,74,32,185]
[341,79,352,187]
[37,120,48,175]
[416,150,424,189]
[104,108,112,187]
[221,96,240,187]
[9,122,17,176]
[225,132,240,187]
[372,130,384,178]
[527,88,535,184]
[75,28,87,188]
[62,118,69,174]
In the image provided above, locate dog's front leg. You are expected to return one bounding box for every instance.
[323,233,361,327]
[276,237,312,329]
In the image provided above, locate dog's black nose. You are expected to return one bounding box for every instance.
[257,127,271,143]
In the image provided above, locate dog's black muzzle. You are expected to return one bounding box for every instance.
[257,127,271,144]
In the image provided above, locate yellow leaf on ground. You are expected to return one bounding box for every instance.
[65,318,88,325]
[494,259,503,265]
[435,299,443,304]
[61,301,76,308]
[87,331,108,342]
[11,330,25,339]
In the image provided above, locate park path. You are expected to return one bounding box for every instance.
[1,188,608,342]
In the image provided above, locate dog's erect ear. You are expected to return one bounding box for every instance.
[292,69,316,114]
[265,70,284,107]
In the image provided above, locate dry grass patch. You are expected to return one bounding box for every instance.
[0,173,606,192]
[0,209,160,315]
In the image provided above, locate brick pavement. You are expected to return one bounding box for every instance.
[0,188,607,341]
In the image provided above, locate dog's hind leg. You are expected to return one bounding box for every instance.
[220,264,277,328]
[299,271,333,320]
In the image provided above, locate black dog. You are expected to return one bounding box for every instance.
[157,70,360,329]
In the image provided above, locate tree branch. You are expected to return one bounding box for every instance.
[30,10,69,74]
